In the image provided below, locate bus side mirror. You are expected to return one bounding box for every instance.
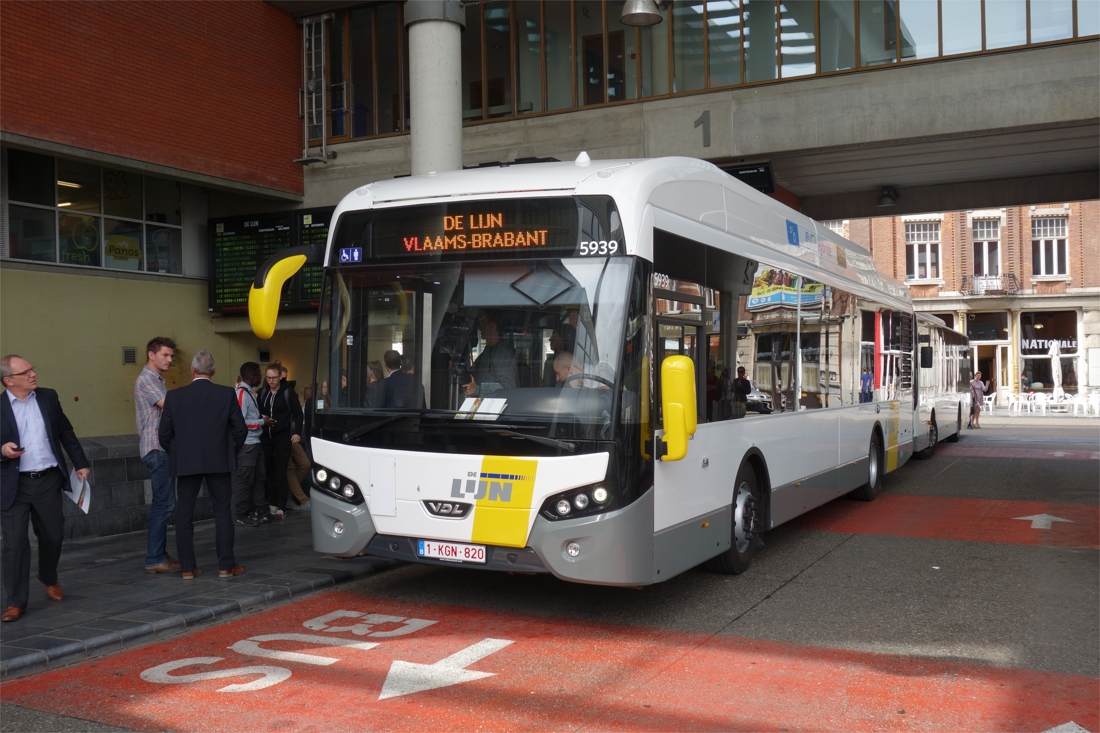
[249,246,323,339]
[659,355,697,462]
[920,346,933,369]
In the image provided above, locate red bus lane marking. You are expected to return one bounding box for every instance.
[789,494,1100,549]
[2,592,1096,732]
[937,446,1100,461]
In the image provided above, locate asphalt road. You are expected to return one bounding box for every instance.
[2,419,1097,732]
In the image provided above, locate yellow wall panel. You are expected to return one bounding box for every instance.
[0,267,318,437]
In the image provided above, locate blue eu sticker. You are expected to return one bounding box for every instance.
[339,247,363,263]
[786,220,800,247]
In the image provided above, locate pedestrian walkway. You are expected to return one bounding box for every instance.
[0,509,397,679]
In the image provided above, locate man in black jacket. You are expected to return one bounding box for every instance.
[259,363,301,518]
[159,350,247,580]
[0,355,89,622]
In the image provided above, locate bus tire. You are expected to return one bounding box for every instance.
[849,432,883,501]
[943,405,962,443]
[705,464,762,575]
[916,414,938,460]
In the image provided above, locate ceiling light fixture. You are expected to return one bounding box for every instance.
[620,0,664,26]
[877,187,899,208]
[57,180,82,188]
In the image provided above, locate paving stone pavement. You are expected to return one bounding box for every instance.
[0,507,397,679]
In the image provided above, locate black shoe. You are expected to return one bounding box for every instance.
[255,512,272,524]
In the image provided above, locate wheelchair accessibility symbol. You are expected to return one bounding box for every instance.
[339,247,363,263]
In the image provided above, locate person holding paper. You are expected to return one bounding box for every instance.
[0,355,89,623]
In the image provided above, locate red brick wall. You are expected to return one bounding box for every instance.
[1,1,302,195]
[1079,201,1100,288]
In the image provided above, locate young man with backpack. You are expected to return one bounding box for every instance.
[232,363,268,526]
[259,364,302,518]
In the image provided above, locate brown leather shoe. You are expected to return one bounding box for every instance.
[182,568,202,580]
[218,565,246,578]
[2,606,23,622]
[37,577,62,601]
[145,559,182,574]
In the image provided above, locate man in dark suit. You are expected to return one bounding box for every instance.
[0,355,90,622]
[381,350,418,408]
[159,350,247,580]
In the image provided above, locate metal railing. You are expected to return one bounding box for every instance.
[961,273,1020,296]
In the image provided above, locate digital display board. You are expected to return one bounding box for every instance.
[331,197,624,262]
[209,207,334,314]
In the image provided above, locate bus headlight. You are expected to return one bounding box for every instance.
[540,482,618,521]
[311,464,364,505]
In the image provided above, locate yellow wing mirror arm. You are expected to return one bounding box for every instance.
[248,246,323,339]
[658,355,697,461]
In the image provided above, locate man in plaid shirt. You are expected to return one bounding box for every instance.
[134,337,181,574]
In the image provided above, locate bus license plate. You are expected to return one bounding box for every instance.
[417,540,487,564]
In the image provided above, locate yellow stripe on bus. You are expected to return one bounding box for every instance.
[470,456,539,548]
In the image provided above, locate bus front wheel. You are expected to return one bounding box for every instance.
[849,432,884,501]
[705,464,762,575]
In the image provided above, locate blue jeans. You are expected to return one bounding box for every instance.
[142,450,176,567]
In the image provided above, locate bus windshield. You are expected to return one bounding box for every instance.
[316,256,635,439]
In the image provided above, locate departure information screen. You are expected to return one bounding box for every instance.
[209,208,333,313]
[330,197,624,262]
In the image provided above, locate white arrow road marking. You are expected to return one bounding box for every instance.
[378,638,514,700]
[1041,722,1090,733]
[1014,514,1073,530]
[230,633,378,666]
[140,657,291,692]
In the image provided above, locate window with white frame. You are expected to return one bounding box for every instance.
[905,222,940,280]
[1031,217,1068,277]
[822,220,845,236]
[972,219,1000,276]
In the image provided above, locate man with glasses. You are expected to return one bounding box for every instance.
[259,364,301,518]
[134,337,181,574]
[0,355,90,622]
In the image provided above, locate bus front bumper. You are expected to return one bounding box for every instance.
[310,487,655,586]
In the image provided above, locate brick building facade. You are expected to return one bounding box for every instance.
[837,201,1100,399]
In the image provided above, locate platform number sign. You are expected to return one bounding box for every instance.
[694,110,711,148]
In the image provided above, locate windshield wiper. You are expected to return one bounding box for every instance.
[484,428,576,454]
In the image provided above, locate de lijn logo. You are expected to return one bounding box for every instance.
[451,471,530,503]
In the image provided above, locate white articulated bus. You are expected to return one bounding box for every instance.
[249,156,968,586]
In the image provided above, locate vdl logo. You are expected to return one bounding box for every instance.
[450,472,530,502]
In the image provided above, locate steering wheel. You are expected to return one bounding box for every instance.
[562,373,614,388]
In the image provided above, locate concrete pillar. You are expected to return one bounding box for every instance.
[404,1,465,175]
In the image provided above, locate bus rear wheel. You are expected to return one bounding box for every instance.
[849,432,884,501]
[916,416,938,460]
[705,464,761,575]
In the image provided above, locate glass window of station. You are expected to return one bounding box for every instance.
[3,148,184,275]
[306,0,1098,143]
[1020,310,1079,394]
